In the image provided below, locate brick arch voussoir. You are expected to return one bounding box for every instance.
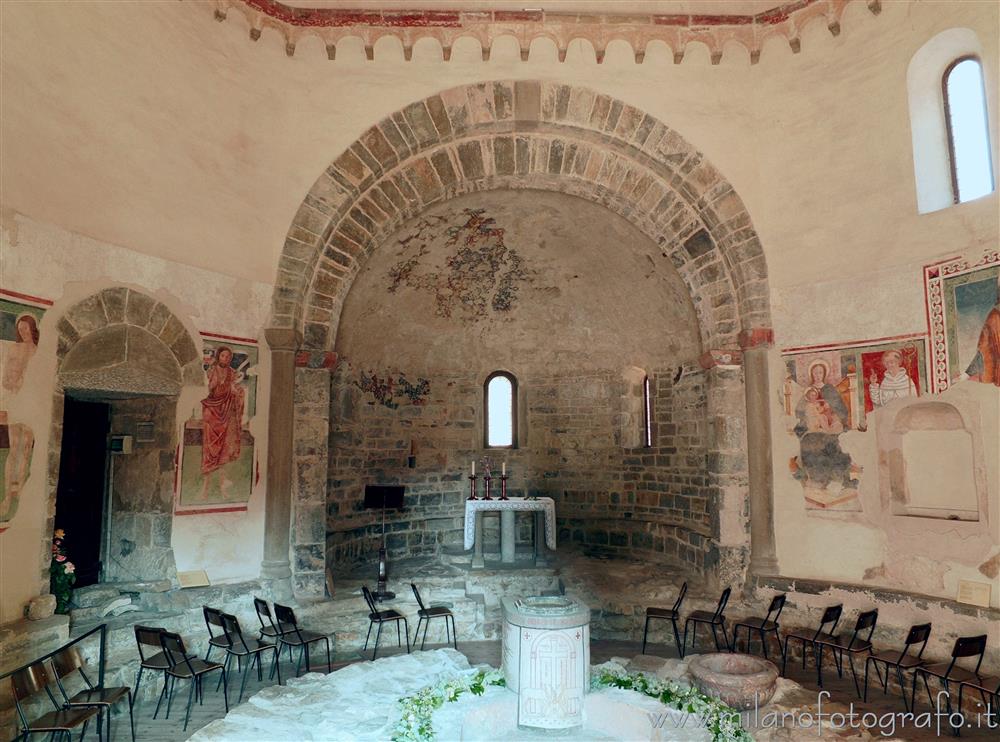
[275,81,770,347]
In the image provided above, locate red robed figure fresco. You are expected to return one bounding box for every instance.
[200,347,245,475]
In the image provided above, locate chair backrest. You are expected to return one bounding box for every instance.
[713,587,731,619]
[220,613,250,653]
[902,623,932,660]
[672,582,688,613]
[49,645,97,700]
[160,631,195,675]
[947,634,988,675]
[254,597,276,632]
[765,594,787,624]
[204,606,225,637]
[813,604,843,639]
[134,625,167,662]
[851,609,878,644]
[361,585,378,614]
[410,583,427,611]
[10,662,61,730]
[273,603,304,643]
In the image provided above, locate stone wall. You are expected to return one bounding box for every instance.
[325,364,723,575]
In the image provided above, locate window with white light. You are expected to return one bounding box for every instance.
[943,57,994,204]
[643,374,653,447]
[485,372,516,448]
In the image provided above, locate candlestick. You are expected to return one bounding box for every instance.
[468,474,478,501]
[471,460,475,477]
[483,475,493,501]
[501,462,506,476]
[499,474,509,500]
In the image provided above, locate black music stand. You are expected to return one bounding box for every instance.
[363,485,405,601]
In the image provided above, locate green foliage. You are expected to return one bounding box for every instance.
[48,529,76,614]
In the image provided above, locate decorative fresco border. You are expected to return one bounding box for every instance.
[923,250,1000,394]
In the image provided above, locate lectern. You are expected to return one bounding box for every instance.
[363,485,405,601]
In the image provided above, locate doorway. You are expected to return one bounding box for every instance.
[54,396,110,588]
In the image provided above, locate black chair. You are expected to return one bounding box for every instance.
[411,583,457,651]
[362,585,410,661]
[732,593,786,663]
[155,631,228,732]
[133,625,171,713]
[682,587,732,655]
[220,612,281,703]
[864,622,931,712]
[274,603,331,676]
[912,634,988,732]
[813,608,878,694]
[11,662,100,741]
[203,606,231,663]
[50,644,135,742]
[642,581,687,657]
[957,670,999,729]
[254,596,294,645]
[782,603,842,678]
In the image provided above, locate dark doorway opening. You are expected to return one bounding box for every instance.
[54,396,110,588]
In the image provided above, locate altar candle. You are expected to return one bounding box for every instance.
[502,462,506,476]
[471,460,475,476]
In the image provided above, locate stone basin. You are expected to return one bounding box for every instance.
[686,653,778,710]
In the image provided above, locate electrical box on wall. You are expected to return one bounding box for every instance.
[109,435,133,455]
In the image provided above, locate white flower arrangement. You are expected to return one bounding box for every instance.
[391,664,749,742]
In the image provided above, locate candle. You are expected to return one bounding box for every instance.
[471,460,475,476]
[502,462,506,476]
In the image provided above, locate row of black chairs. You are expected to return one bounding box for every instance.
[643,584,998,731]
[360,583,458,660]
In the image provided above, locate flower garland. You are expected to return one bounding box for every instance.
[391,664,751,742]
[392,669,506,741]
[591,664,753,742]
[49,528,77,614]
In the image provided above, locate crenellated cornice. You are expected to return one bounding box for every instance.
[211,0,882,64]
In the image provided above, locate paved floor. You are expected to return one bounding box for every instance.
[119,639,997,741]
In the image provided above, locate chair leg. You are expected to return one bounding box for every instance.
[642,617,650,654]
[363,621,373,652]
[682,620,690,658]
[895,665,910,713]
[164,675,177,719]
[396,620,402,648]
[781,637,791,677]
[325,637,332,671]
[305,642,312,673]
[131,666,144,712]
[403,619,410,653]
[413,617,423,651]
[450,615,457,650]
[445,616,451,646]
[239,654,252,703]
[182,678,196,732]
[847,652,862,697]
[815,644,825,689]
[710,623,722,651]
[221,668,229,712]
[720,623,732,652]
[373,622,384,661]
[205,644,214,663]
[421,618,429,651]
[671,619,682,659]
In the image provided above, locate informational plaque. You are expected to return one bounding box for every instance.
[956,579,991,608]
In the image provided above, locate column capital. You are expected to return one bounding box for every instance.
[264,327,303,352]
[738,327,774,350]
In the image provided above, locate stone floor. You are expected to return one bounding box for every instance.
[119,638,997,741]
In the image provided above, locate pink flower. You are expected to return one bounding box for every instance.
[55,554,66,562]
[64,562,75,574]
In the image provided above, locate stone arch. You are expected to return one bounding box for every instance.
[39,288,203,592]
[269,80,771,353]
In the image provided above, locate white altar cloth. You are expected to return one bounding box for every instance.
[463,497,557,550]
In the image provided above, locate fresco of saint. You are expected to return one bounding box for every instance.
[963,276,1000,386]
[868,349,918,407]
[2,314,39,395]
[199,346,245,497]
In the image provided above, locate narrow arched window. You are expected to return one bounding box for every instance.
[943,56,994,204]
[484,372,516,448]
[643,374,653,447]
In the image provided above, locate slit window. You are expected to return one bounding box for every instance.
[943,57,995,204]
[643,375,653,447]
[485,372,516,448]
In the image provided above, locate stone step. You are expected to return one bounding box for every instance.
[72,585,124,608]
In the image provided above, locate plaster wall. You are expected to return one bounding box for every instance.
[0,213,272,622]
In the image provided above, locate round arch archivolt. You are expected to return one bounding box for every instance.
[269,80,771,352]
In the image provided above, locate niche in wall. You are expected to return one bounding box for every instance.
[883,401,980,521]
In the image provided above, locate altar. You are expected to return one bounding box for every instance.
[463,497,556,568]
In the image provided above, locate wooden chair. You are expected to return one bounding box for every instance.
[220,612,281,703]
[411,583,457,651]
[813,608,878,694]
[203,606,231,663]
[682,587,732,655]
[732,593,786,663]
[957,670,999,729]
[133,625,170,714]
[50,644,135,742]
[361,585,410,661]
[10,662,100,741]
[274,603,331,676]
[155,631,228,732]
[641,581,687,657]
[912,634,988,733]
[781,603,842,678]
[864,622,931,712]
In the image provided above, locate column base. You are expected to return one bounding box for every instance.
[260,559,292,580]
[471,556,485,569]
[749,555,779,576]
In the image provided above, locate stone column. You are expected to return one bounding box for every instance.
[472,513,485,569]
[741,329,779,576]
[261,328,301,581]
[500,510,516,563]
